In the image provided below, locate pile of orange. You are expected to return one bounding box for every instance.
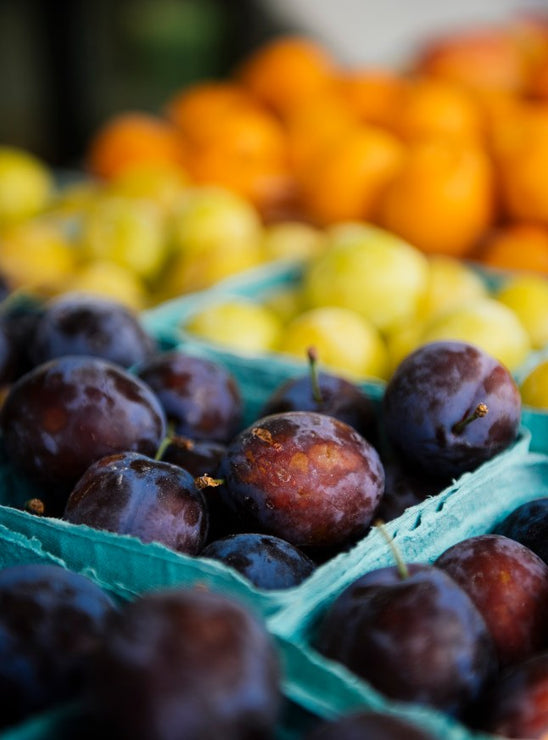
[85,14,548,273]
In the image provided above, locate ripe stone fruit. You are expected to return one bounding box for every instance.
[479,651,548,738]
[0,355,167,501]
[89,587,282,740]
[201,532,316,590]
[260,347,378,442]
[436,534,548,667]
[63,452,209,555]
[135,350,242,444]
[304,710,437,740]
[27,292,157,369]
[494,497,548,565]
[0,563,115,729]
[315,563,496,717]
[218,410,384,550]
[383,340,521,481]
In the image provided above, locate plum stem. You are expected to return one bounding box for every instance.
[195,475,224,490]
[307,346,323,403]
[374,519,409,579]
[451,403,489,435]
[155,422,176,461]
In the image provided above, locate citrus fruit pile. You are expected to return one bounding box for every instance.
[82,15,548,273]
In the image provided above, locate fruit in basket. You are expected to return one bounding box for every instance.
[135,350,242,444]
[416,255,488,321]
[85,112,184,180]
[0,355,167,502]
[304,710,437,740]
[315,563,496,716]
[67,259,148,311]
[494,498,548,564]
[495,273,548,349]
[435,534,548,667]
[377,138,495,257]
[519,360,548,409]
[478,223,548,275]
[0,146,53,226]
[81,195,168,282]
[278,306,389,381]
[260,220,327,262]
[161,437,227,478]
[89,587,281,740]
[0,219,76,297]
[0,563,115,729]
[217,410,384,550]
[185,298,283,354]
[63,452,209,554]
[303,223,429,333]
[28,292,156,369]
[375,453,446,523]
[478,651,548,738]
[382,340,521,480]
[260,346,378,442]
[201,532,316,590]
[419,296,531,372]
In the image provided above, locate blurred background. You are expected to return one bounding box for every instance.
[0,0,540,169]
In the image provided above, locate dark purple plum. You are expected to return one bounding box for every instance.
[0,563,115,728]
[0,320,17,386]
[63,452,208,554]
[135,350,242,443]
[201,533,315,590]
[304,711,437,740]
[161,436,226,478]
[494,497,548,565]
[479,651,548,738]
[218,411,385,549]
[375,453,445,523]
[382,340,521,480]
[315,563,497,717]
[0,355,167,498]
[89,587,281,740]
[27,292,156,369]
[435,533,548,667]
[260,350,377,443]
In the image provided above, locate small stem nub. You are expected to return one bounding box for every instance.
[25,498,45,516]
[194,475,224,490]
[452,403,489,435]
[307,346,323,404]
[374,519,409,580]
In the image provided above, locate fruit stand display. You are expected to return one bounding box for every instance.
[3,11,548,740]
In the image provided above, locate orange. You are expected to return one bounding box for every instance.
[478,223,548,275]
[284,92,358,173]
[184,106,293,215]
[165,80,260,141]
[491,102,548,224]
[391,76,484,143]
[413,26,528,94]
[236,35,338,118]
[336,67,404,128]
[86,112,184,180]
[297,124,405,227]
[376,137,496,257]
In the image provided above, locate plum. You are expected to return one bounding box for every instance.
[201,533,316,589]
[435,533,548,667]
[27,292,157,368]
[494,497,548,565]
[89,587,282,740]
[383,340,521,480]
[0,563,115,728]
[480,651,548,738]
[315,563,496,717]
[63,452,209,554]
[0,355,167,500]
[217,410,384,550]
[135,350,242,444]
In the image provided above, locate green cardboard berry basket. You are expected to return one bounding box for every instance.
[141,259,548,453]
